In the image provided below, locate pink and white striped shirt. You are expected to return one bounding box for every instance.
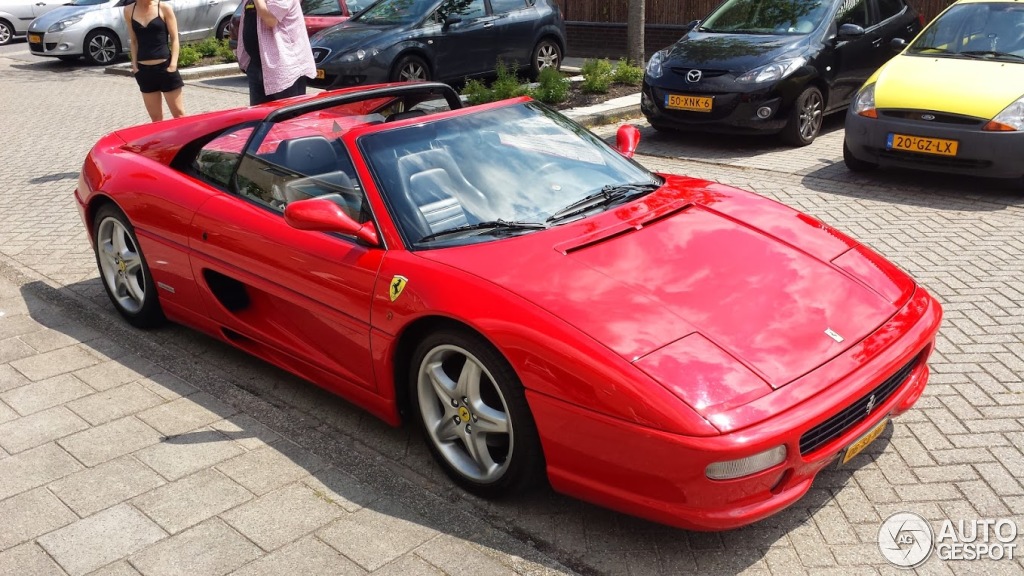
[236,0,316,96]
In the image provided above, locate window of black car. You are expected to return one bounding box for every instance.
[490,0,526,14]
[875,0,905,22]
[700,0,830,35]
[302,0,342,16]
[440,0,486,19]
[356,0,436,24]
[835,0,869,28]
[231,124,370,224]
[358,102,660,248]
[192,125,256,189]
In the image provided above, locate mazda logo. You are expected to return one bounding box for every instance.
[686,69,702,83]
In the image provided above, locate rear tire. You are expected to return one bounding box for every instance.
[93,204,164,328]
[781,86,823,146]
[216,16,231,40]
[530,38,561,78]
[843,140,877,172]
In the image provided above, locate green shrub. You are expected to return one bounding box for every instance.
[177,46,201,68]
[461,78,494,105]
[215,39,237,63]
[612,58,644,86]
[199,37,223,57]
[530,66,569,104]
[580,58,613,93]
[490,61,527,100]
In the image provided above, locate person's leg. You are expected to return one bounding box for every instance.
[142,91,164,122]
[164,87,185,118]
[246,65,268,105]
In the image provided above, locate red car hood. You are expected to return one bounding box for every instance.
[418,178,904,399]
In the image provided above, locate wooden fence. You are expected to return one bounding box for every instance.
[553,0,954,25]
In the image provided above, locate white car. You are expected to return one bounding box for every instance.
[0,0,65,45]
[28,0,239,65]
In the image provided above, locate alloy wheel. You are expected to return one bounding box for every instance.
[416,344,513,483]
[798,91,823,141]
[96,216,147,314]
[88,34,118,64]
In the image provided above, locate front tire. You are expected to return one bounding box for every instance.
[83,30,121,65]
[781,86,823,146]
[93,204,164,328]
[530,38,561,77]
[390,54,430,83]
[409,328,544,499]
[215,16,231,40]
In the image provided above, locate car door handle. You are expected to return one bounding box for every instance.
[483,21,493,28]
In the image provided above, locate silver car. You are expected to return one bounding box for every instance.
[0,0,65,45]
[28,0,240,65]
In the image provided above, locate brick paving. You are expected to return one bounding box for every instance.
[0,49,1022,576]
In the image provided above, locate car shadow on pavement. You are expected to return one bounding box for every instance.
[18,275,895,575]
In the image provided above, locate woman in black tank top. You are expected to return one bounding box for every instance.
[125,0,185,122]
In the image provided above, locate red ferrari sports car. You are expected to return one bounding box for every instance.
[75,82,942,530]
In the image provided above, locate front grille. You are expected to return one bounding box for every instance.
[880,110,982,126]
[799,355,919,455]
[876,149,992,169]
[669,67,729,79]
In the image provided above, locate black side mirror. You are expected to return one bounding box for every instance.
[443,15,462,29]
[837,23,866,38]
[685,19,700,32]
[890,37,907,52]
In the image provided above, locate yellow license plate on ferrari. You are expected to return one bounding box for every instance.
[29,34,41,43]
[886,133,958,156]
[316,69,325,79]
[842,418,889,464]
[665,93,713,112]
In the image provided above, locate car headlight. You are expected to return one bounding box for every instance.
[735,56,806,84]
[706,445,787,480]
[852,82,876,118]
[984,94,1024,131]
[48,16,83,33]
[646,50,665,79]
[339,48,379,63]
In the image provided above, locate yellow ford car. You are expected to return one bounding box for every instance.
[843,0,1024,180]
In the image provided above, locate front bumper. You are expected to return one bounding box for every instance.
[641,81,789,135]
[845,109,1024,179]
[529,286,942,530]
[310,56,390,89]
[28,28,85,57]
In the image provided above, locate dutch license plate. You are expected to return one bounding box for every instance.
[665,93,713,113]
[29,34,41,43]
[886,133,958,156]
[316,69,325,79]
[842,418,889,465]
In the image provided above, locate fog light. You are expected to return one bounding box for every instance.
[756,106,773,119]
[58,44,69,51]
[706,445,787,480]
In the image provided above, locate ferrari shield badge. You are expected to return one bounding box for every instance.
[389,275,408,302]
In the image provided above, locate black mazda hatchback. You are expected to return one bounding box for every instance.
[641,0,924,145]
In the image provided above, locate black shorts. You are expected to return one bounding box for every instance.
[134,61,184,93]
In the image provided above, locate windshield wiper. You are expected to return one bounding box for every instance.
[959,50,1024,61]
[910,45,950,53]
[546,182,660,224]
[417,220,546,243]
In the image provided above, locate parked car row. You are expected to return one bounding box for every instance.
[641,0,1024,184]
[16,0,237,64]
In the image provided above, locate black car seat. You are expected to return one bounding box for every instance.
[394,148,487,240]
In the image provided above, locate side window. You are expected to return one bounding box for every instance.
[234,127,370,223]
[440,0,486,19]
[835,0,869,27]
[489,0,525,15]
[875,0,905,22]
[192,125,255,188]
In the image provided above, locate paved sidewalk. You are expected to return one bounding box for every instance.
[1,48,1023,576]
